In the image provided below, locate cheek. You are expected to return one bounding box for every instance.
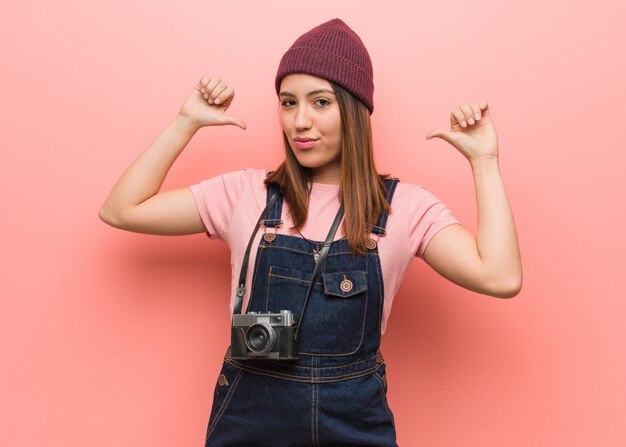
[278,111,289,130]
[323,112,342,138]
[332,122,342,144]
[333,112,342,135]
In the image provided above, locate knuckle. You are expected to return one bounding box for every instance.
[211,85,226,99]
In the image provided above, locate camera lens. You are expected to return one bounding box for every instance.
[245,323,276,354]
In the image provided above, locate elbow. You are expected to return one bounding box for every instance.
[490,275,523,299]
[99,204,123,228]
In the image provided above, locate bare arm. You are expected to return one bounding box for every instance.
[423,101,522,298]
[99,75,246,235]
[423,156,522,298]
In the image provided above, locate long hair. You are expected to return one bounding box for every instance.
[265,81,391,256]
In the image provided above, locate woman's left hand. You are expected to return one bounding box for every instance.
[426,101,498,163]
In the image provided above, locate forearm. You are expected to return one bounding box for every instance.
[470,155,522,294]
[100,114,199,219]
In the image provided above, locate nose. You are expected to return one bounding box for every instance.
[294,104,312,130]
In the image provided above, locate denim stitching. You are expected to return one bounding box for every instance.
[249,244,265,310]
[260,352,378,369]
[226,359,380,383]
[311,356,317,446]
[259,244,316,256]
[322,271,367,297]
[264,265,366,356]
[229,187,393,442]
[299,284,367,356]
[315,357,320,447]
[300,270,368,357]
[374,250,384,345]
[373,371,396,429]
[205,369,244,441]
[310,356,314,445]
[265,266,272,312]
[269,272,323,285]
[272,187,280,224]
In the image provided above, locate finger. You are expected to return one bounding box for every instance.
[198,74,213,92]
[214,86,235,105]
[460,104,475,125]
[468,102,481,121]
[451,108,467,128]
[209,83,229,104]
[425,128,461,148]
[426,129,446,140]
[205,76,222,96]
[480,101,489,111]
[211,83,233,104]
[201,77,223,102]
[221,115,247,130]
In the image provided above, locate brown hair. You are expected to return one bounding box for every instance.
[265,81,391,256]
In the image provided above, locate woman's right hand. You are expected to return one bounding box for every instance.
[178,75,247,130]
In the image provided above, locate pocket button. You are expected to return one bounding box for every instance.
[340,278,353,293]
[217,374,229,386]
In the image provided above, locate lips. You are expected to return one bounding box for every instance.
[293,136,318,150]
[293,137,317,142]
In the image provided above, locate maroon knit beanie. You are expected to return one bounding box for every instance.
[275,18,374,114]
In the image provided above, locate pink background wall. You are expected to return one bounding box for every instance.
[2,0,625,445]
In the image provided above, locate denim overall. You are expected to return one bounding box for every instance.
[205,178,400,447]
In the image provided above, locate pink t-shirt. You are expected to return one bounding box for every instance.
[189,168,460,335]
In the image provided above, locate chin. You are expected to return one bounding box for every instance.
[293,158,329,170]
[290,152,316,167]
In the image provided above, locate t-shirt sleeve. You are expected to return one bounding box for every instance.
[409,186,461,259]
[188,169,248,240]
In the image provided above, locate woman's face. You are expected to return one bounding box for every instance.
[279,74,342,184]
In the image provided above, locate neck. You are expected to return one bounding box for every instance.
[311,166,341,185]
[312,175,341,185]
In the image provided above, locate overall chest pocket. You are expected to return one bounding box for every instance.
[265,267,369,355]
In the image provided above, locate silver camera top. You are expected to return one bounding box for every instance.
[233,310,295,327]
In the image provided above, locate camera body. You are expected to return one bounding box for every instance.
[230,310,299,360]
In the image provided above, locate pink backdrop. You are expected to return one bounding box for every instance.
[2,0,625,445]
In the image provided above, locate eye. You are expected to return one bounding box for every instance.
[315,98,331,107]
[281,99,295,107]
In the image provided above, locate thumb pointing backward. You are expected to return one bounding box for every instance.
[426,129,455,144]
[221,115,247,130]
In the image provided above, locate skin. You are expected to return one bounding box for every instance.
[424,101,522,298]
[99,73,522,298]
[278,74,342,184]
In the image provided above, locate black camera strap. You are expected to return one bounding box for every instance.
[232,186,345,340]
[233,191,280,315]
[294,203,344,342]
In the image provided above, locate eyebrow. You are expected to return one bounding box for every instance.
[278,88,335,97]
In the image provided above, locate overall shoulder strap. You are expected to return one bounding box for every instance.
[371,177,400,236]
[233,189,280,315]
[263,180,283,228]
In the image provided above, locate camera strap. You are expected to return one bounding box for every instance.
[294,202,344,342]
[233,191,280,315]
[232,185,345,336]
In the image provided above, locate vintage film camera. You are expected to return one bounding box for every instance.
[230,310,299,360]
[229,187,344,361]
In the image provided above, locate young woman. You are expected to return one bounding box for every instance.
[100,18,522,447]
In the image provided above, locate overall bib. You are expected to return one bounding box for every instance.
[205,178,400,447]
